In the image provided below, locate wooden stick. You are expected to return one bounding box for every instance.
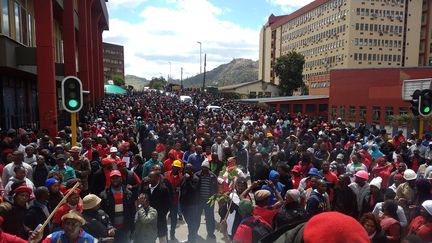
[39,182,81,232]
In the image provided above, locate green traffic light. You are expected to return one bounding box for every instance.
[424,106,431,113]
[68,99,78,108]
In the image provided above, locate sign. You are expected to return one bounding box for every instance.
[402,78,432,101]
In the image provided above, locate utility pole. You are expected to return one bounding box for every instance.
[181,67,183,90]
[197,41,202,75]
[202,53,207,91]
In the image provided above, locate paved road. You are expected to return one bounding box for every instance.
[164,206,225,243]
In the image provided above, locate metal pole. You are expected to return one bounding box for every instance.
[202,53,206,90]
[168,62,171,81]
[419,116,424,139]
[197,41,202,74]
[71,112,77,146]
[181,67,183,90]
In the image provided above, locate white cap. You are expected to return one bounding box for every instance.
[110,147,118,153]
[403,169,417,181]
[201,160,210,168]
[370,177,382,190]
[422,200,432,216]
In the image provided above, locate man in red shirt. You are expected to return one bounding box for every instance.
[250,182,283,226]
[408,200,432,242]
[233,199,271,243]
[164,160,183,240]
[321,161,337,202]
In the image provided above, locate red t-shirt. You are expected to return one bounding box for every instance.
[164,171,182,204]
[408,216,432,242]
[233,216,271,243]
[252,205,279,226]
[0,231,27,243]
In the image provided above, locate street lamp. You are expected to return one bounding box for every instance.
[197,41,202,74]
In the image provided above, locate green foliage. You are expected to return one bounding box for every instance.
[149,76,167,90]
[112,74,125,87]
[207,193,229,207]
[274,52,306,96]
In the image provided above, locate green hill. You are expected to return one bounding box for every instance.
[183,58,258,88]
[125,75,149,91]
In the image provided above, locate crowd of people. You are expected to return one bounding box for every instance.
[0,89,431,243]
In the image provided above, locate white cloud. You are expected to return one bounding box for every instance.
[107,0,148,9]
[103,0,259,79]
[266,0,315,13]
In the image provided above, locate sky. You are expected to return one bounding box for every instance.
[103,0,314,80]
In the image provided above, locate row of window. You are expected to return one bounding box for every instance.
[353,38,402,48]
[354,23,403,34]
[356,8,404,19]
[282,10,348,38]
[331,106,407,123]
[104,67,124,74]
[103,58,123,65]
[298,40,345,57]
[365,0,404,4]
[0,0,34,46]
[279,104,328,114]
[310,81,330,88]
[281,0,346,29]
[353,53,401,62]
[282,25,346,51]
[305,71,329,81]
[304,54,345,68]
[103,49,123,56]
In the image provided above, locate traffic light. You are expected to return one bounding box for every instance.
[61,76,83,113]
[410,89,421,116]
[419,89,432,117]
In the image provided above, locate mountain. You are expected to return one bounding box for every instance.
[183,58,258,88]
[125,75,149,90]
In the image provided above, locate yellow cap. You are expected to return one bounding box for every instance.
[173,160,182,168]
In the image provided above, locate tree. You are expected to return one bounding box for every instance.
[274,52,305,96]
[112,74,125,86]
[149,76,167,90]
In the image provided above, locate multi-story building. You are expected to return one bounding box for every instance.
[103,42,124,83]
[0,0,109,135]
[259,0,432,95]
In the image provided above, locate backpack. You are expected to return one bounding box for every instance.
[243,218,272,243]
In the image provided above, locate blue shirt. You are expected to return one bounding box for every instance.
[45,230,95,243]
[142,159,163,178]
[50,165,76,185]
[187,153,205,172]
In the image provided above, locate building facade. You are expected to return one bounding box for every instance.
[329,67,432,130]
[103,42,124,83]
[259,0,432,95]
[218,80,280,99]
[0,0,109,135]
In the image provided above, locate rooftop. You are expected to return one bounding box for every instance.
[240,95,329,103]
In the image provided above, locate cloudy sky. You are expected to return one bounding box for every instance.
[103,0,314,80]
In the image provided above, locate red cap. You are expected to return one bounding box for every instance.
[117,133,124,137]
[110,170,122,177]
[101,158,115,166]
[291,165,301,173]
[117,160,126,167]
[376,157,386,164]
[65,188,81,196]
[122,142,130,147]
[303,212,369,243]
[355,171,369,180]
[14,185,33,195]
[83,131,90,136]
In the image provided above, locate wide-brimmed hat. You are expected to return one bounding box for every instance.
[83,194,102,210]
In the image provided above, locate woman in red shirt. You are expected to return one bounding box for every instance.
[372,157,393,189]
[408,200,432,242]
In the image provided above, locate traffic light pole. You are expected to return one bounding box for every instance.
[419,116,424,139]
[71,112,77,146]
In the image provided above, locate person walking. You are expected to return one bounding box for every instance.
[133,193,158,243]
[81,194,116,241]
[179,164,200,243]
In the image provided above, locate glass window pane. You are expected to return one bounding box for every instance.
[14,1,21,42]
[2,0,10,36]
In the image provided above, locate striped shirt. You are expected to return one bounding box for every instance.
[199,175,211,199]
[111,187,124,228]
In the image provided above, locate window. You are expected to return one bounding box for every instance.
[339,106,345,119]
[372,106,380,122]
[359,106,366,122]
[14,1,20,42]
[349,106,356,121]
[319,104,327,113]
[280,104,290,113]
[1,0,9,36]
[331,106,337,119]
[306,104,316,113]
[385,107,393,123]
[399,107,408,115]
[293,104,302,113]
[249,92,256,98]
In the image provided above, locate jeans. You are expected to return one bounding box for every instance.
[170,204,179,236]
[114,227,130,243]
[182,204,200,243]
[199,201,215,236]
